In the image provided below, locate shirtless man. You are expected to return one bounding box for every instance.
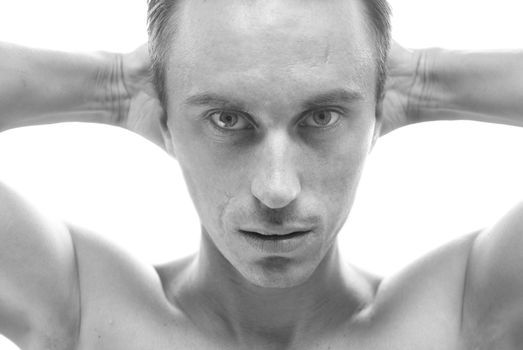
[1,0,523,349]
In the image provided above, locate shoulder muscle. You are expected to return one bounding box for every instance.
[464,201,523,346]
[0,181,80,349]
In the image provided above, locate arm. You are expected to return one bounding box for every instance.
[0,43,164,347]
[381,43,523,134]
[0,44,111,348]
[0,41,127,131]
[0,42,164,145]
[384,45,523,345]
[0,182,80,349]
[415,48,523,127]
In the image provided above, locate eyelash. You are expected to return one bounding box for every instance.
[205,108,345,133]
[299,109,345,129]
[205,110,255,133]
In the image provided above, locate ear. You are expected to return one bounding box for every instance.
[160,115,177,159]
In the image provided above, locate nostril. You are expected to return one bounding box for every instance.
[251,172,301,209]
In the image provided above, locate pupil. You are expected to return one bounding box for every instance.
[315,111,331,125]
[220,113,237,127]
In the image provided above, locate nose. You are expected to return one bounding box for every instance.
[251,131,301,209]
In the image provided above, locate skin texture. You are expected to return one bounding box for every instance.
[3,0,523,349]
[155,0,383,345]
[163,0,378,287]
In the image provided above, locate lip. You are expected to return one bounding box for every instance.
[238,229,315,254]
[239,226,314,237]
[239,230,311,240]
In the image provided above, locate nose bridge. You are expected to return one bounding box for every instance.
[251,130,301,209]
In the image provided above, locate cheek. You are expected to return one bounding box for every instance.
[317,151,365,215]
[308,124,372,217]
[173,127,251,232]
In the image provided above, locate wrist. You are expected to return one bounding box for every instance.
[93,51,131,126]
[412,47,459,123]
[405,47,441,124]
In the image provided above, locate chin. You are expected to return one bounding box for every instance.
[240,256,319,289]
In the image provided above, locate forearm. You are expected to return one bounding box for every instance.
[417,48,523,127]
[0,42,129,132]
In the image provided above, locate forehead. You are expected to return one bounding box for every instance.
[166,0,376,104]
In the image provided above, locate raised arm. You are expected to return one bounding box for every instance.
[381,43,523,134]
[0,42,164,145]
[383,44,523,345]
[0,182,80,349]
[0,42,124,130]
[417,47,523,127]
[0,42,164,348]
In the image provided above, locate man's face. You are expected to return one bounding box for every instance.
[163,0,380,288]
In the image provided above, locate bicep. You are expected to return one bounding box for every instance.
[0,181,80,348]
[464,201,523,341]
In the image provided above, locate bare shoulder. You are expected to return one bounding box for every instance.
[68,225,164,292]
[0,181,80,349]
[376,230,478,307]
[68,224,175,314]
[68,225,195,349]
[366,231,479,348]
[461,201,523,348]
[370,202,523,350]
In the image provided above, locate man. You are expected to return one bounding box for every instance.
[1,0,523,349]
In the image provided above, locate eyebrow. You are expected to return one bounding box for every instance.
[184,93,248,111]
[301,88,364,110]
[183,88,363,111]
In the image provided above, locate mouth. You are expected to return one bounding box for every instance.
[239,230,312,241]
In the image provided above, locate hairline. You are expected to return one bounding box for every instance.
[148,0,391,120]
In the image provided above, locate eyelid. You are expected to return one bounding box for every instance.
[202,106,345,130]
[298,108,345,127]
[205,109,257,131]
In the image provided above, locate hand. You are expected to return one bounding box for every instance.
[380,41,428,136]
[119,44,166,148]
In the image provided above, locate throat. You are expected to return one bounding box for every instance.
[171,242,378,346]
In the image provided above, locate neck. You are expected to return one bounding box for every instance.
[176,230,377,347]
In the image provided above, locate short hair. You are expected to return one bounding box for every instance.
[147,0,391,115]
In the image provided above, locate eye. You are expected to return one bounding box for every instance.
[208,111,253,130]
[300,110,342,128]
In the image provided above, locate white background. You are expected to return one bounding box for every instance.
[1,0,523,349]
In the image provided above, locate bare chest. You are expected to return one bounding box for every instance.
[68,230,493,350]
[73,294,469,350]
